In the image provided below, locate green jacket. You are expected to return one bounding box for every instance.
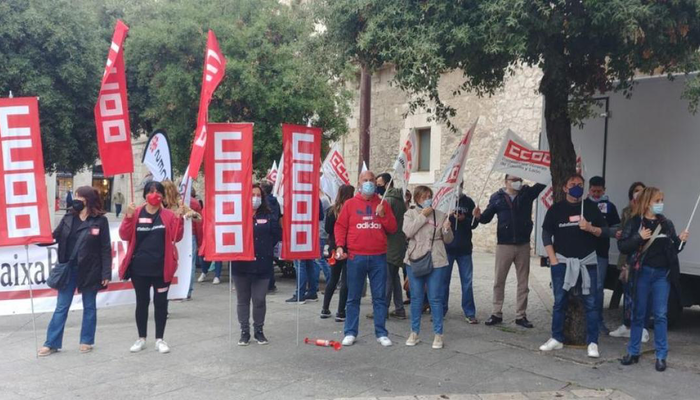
[385,187,407,266]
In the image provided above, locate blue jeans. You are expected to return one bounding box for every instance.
[628,266,670,359]
[445,253,476,318]
[115,204,122,217]
[318,239,331,283]
[344,254,388,338]
[294,259,319,299]
[209,261,223,278]
[44,266,98,349]
[596,257,608,329]
[551,263,599,344]
[408,265,447,335]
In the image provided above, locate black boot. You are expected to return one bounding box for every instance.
[655,359,667,372]
[254,327,269,345]
[620,354,640,365]
[238,329,251,346]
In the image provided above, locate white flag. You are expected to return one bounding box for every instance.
[393,129,417,196]
[273,154,284,208]
[320,144,350,203]
[492,129,551,185]
[432,120,477,214]
[361,161,368,173]
[265,160,278,184]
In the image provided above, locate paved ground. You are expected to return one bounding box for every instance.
[2,252,699,400]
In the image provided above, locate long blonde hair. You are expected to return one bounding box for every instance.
[161,180,180,211]
[632,187,663,217]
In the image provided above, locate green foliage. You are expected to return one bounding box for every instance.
[0,0,351,175]
[0,0,104,173]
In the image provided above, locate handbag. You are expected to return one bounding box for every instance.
[408,212,437,278]
[47,228,88,290]
[630,221,663,272]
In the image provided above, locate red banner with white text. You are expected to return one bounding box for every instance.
[0,97,53,246]
[204,123,254,261]
[281,124,321,260]
[94,20,133,176]
[187,31,227,179]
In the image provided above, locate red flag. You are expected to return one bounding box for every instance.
[94,20,133,176]
[187,31,227,179]
[0,97,53,246]
[281,124,321,260]
[204,123,254,261]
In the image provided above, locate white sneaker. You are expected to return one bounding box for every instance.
[405,332,420,346]
[197,273,206,283]
[609,324,631,338]
[155,339,170,354]
[642,328,650,343]
[212,277,221,285]
[130,338,146,353]
[432,334,444,349]
[341,335,356,346]
[587,343,600,358]
[377,336,393,347]
[539,338,564,352]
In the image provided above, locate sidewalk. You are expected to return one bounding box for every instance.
[1,252,699,399]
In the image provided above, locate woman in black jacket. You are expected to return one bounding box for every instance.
[320,185,354,321]
[38,186,112,356]
[618,187,689,372]
[232,184,281,346]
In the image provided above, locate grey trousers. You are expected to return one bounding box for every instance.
[232,275,269,331]
[386,263,404,311]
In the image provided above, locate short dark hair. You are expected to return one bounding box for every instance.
[143,181,166,199]
[628,181,646,201]
[260,181,273,196]
[377,173,392,187]
[589,176,605,188]
[565,174,585,185]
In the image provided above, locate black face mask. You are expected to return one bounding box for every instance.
[72,200,85,212]
[376,185,386,196]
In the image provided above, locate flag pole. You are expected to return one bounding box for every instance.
[129,173,135,205]
[680,191,700,250]
[229,261,233,349]
[379,176,394,205]
[25,245,39,359]
[473,167,495,224]
[296,259,300,346]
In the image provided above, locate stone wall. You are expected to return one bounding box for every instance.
[339,66,544,252]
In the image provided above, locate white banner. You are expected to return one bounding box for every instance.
[493,129,551,185]
[0,221,193,316]
[273,154,284,208]
[393,129,417,196]
[432,121,477,214]
[320,143,350,203]
[142,130,172,182]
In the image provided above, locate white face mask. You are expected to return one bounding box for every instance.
[252,196,262,210]
[510,181,523,191]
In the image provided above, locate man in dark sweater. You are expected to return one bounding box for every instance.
[584,176,620,335]
[444,183,481,323]
[479,175,546,328]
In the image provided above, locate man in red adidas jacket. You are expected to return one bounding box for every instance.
[335,170,397,347]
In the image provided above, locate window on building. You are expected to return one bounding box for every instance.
[417,128,431,172]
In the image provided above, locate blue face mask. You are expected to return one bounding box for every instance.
[651,203,664,215]
[361,181,376,196]
[420,198,433,209]
[568,185,584,199]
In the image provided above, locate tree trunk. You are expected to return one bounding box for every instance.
[358,64,371,175]
[542,66,586,346]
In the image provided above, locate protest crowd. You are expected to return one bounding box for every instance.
[2,19,691,381]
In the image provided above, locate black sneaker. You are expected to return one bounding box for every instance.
[238,330,251,346]
[621,354,640,365]
[655,358,667,372]
[254,328,269,345]
[389,309,407,319]
[305,294,319,302]
[484,315,503,326]
[335,313,346,322]
[285,295,306,304]
[320,309,332,319]
[515,317,534,328]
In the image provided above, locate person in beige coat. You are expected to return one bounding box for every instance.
[403,186,454,349]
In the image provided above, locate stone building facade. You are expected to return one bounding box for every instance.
[337,66,544,252]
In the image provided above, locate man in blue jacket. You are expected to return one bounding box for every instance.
[479,175,546,328]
